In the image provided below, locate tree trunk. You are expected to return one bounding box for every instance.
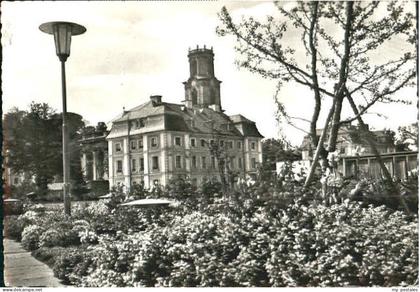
[304,103,336,190]
[327,1,353,152]
[308,1,322,151]
[345,88,410,213]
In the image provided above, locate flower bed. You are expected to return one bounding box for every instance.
[5,179,418,287]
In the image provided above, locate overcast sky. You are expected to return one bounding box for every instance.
[2,1,417,146]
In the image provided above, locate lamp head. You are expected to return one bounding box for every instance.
[39,21,86,62]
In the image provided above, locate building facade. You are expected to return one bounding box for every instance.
[79,122,109,182]
[106,47,263,190]
[293,124,418,180]
[301,125,396,161]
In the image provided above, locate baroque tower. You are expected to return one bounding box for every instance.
[183,46,222,111]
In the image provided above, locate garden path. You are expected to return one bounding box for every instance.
[3,238,64,287]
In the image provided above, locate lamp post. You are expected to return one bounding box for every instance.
[39,21,86,216]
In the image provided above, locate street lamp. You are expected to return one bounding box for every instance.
[39,21,86,215]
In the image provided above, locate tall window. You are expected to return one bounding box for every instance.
[191,59,197,75]
[138,139,143,149]
[151,137,158,148]
[152,156,159,170]
[191,138,196,147]
[220,140,224,147]
[237,141,242,149]
[175,136,182,146]
[191,88,197,105]
[140,158,144,171]
[192,156,197,168]
[227,141,233,149]
[230,157,235,169]
[201,139,206,147]
[131,159,136,171]
[238,157,243,169]
[251,142,256,150]
[251,158,257,169]
[202,156,207,169]
[117,160,123,173]
[211,156,216,169]
[175,155,182,169]
[115,142,122,152]
[130,140,137,150]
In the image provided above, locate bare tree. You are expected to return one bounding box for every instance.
[217,1,416,189]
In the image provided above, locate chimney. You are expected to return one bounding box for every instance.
[150,95,162,106]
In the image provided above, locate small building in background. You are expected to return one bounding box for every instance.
[79,122,109,195]
[292,124,418,180]
[300,124,396,160]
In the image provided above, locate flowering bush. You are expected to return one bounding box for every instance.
[72,220,91,233]
[79,230,98,244]
[21,225,44,250]
[265,202,418,287]
[18,210,41,227]
[32,246,67,268]
[6,176,418,287]
[52,247,87,284]
[39,229,62,248]
[79,198,418,287]
[86,201,110,217]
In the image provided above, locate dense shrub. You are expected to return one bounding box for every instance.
[165,177,199,209]
[32,245,96,286]
[265,202,418,286]
[89,180,110,198]
[53,247,88,284]
[21,225,44,250]
[39,229,62,248]
[7,206,84,250]
[4,215,25,241]
[32,246,67,268]
[79,199,417,287]
[5,174,418,287]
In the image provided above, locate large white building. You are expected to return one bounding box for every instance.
[106,47,263,189]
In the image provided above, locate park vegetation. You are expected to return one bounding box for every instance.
[4,166,418,287]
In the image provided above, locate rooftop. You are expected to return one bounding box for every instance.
[107,99,263,139]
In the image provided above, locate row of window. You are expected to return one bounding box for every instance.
[115,137,159,152]
[115,138,258,153]
[116,156,160,173]
[116,156,258,174]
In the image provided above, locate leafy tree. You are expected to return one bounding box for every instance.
[260,138,300,182]
[51,112,86,194]
[4,102,86,194]
[217,1,416,189]
[262,138,301,165]
[396,122,418,151]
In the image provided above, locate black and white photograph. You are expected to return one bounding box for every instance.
[1,0,418,288]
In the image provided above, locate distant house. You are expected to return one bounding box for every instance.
[279,124,418,180]
[300,124,396,160]
[79,122,109,182]
[106,47,264,190]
